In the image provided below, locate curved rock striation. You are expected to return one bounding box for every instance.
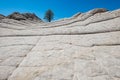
[0,8,120,80]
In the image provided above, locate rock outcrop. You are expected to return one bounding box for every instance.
[7,12,42,21]
[22,13,42,21]
[0,12,42,22]
[0,14,5,20]
[0,8,120,80]
[7,12,26,20]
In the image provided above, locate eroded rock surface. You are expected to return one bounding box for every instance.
[0,14,5,20]
[7,12,42,22]
[0,12,42,22]
[0,8,120,80]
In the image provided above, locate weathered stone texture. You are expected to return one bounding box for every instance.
[0,8,120,80]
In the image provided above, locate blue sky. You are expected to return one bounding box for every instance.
[0,0,120,20]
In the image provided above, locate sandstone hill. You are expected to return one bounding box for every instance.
[0,8,120,80]
[0,12,42,22]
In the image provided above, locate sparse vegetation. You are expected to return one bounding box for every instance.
[44,9,54,22]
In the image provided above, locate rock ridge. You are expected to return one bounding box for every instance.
[0,12,42,22]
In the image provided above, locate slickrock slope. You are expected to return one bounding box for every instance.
[0,8,120,80]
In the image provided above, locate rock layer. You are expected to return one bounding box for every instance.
[0,8,120,80]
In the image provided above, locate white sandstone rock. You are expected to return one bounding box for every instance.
[0,8,120,80]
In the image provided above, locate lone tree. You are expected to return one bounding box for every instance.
[44,9,54,22]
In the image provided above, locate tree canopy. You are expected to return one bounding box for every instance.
[44,9,54,22]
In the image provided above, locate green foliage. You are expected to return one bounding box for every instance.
[44,9,54,22]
